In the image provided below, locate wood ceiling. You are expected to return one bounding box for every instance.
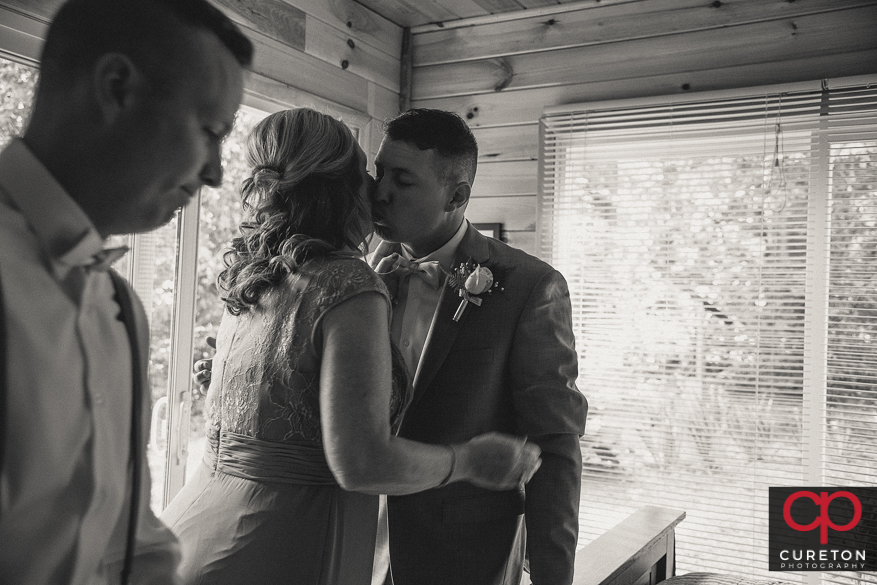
[353,0,585,28]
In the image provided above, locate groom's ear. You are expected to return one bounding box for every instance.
[446,182,471,211]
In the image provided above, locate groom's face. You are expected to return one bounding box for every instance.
[372,138,454,249]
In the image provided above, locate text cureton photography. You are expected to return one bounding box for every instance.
[769,487,877,571]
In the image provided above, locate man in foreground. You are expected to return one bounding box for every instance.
[0,0,251,582]
[370,108,588,585]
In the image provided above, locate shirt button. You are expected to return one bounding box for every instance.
[403,340,410,347]
[94,394,105,406]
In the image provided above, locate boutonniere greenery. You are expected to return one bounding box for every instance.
[445,260,503,322]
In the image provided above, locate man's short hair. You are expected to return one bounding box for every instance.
[384,108,478,186]
[39,0,253,94]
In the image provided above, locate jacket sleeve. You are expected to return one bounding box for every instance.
[510,268,587,585]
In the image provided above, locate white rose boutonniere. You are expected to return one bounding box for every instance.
[446,260,502,322]
[465,266,493,294]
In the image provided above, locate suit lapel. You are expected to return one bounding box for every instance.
[410,225,491,405]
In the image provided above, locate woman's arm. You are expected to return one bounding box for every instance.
[319,291,540,495]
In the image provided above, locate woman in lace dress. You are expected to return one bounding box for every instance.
[160,108,540,585]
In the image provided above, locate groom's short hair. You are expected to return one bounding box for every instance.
[384,108,478,186]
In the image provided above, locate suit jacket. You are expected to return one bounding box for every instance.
[381,225,587,585]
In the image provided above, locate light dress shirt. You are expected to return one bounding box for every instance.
[371,219,468,585]
[392,219,468,379]
[0,139,180,584]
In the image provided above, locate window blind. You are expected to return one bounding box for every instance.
[539,79,877,584]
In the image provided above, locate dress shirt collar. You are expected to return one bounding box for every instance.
[0,139,120,279]
[401,219,469,272]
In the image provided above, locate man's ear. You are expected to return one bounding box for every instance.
[447,181,471,211]
[92,53,142,124]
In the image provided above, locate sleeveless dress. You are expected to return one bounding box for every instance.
[160,256,410,585]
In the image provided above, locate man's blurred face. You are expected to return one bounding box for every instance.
[106,27,244,235]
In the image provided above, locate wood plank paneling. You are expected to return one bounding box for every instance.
[473,160,537,197]
[412,5,877,99]
[242,21,370,112]
[245,73,371,126]
[370,82,401,123]
[212,2,399,94]
[470,0,526,14]
[355,0,472,27]
[287,0,402,57]
[414,0,875,66]
[0,0,400,135]
[516,0,563,8]
[366,118,385,171]
[466,195,536,231]
[213,0,306,51]
[0,0,402,63]
[414,48,877,127]
[437,0,493,19]
[473,123,537,162]
[0,3,46,65]
[305,15,399,92]
[411,0,642,33]
[366,82,402,169]
[0,0,59,22]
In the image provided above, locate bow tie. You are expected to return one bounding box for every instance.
[374,253,443,292]
[405,259,442,289]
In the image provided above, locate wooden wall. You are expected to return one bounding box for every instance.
[0,0,402,167]
[408,0,877,255]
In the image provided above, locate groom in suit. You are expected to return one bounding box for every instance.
[369,108,587,585]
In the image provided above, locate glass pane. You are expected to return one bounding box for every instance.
[142,218,181,512]
[826,140,877,486]
[187,106,267,477]
[0,57,36,147]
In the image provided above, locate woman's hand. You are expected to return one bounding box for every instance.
[192,336,215,399]
[454,432,542,490]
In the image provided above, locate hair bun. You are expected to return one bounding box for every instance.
[253,165,283,185]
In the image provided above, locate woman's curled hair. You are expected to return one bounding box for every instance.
[219,108,371,315]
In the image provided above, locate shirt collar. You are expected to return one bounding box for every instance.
[0,139,117,278]
[402,219,469,272]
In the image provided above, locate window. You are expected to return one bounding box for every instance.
[141,105,269,509]
[539,78,877,583]
[186,106,266,480]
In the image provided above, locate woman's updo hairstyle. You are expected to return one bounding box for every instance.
[219,108,372,315]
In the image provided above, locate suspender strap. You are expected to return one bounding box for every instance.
[109,270,142,585]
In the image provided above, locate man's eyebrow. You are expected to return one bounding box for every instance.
[383,165,413,175]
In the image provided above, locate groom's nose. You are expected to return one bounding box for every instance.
[373,180,391,204]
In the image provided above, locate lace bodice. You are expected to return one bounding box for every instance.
[204,255,410,445]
